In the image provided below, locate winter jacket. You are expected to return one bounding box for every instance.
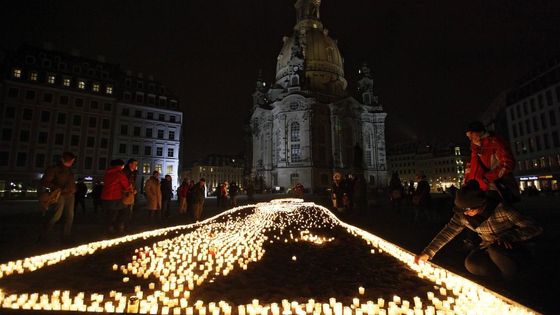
[41,164,76,195]
[178,184,188,198]
[420,203,542,259]
[192,183,206,204]
[101,166,132,201]
[144,176,162,210]
[161,180,173,200]
[465,133,515,191]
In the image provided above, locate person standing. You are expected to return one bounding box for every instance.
[144,171,162,223]
[74,177,88,215]
[415,180,542,280]
[388,172,404,213]
[178,179,189,214]
[412,173,431,221]
[161,175,173,219]
[91,181,103,214]
[39,152,77,243]
[100,159,133,235]
[464,121,517,202]
[229,181,239,207]
[331,172,348,213]
[122,159,138,231]
[186,180,195,213]
[192,178,206,221]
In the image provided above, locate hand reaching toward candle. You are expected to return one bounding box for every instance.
[414,253,429,264]
[496,239,513,249]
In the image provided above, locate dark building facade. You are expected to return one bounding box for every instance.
[0,45,181,197]
[506,57,560,191]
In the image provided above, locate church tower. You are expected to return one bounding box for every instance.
[250,0,387,192]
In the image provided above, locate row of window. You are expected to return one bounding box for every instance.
[0,151,108,170]
[1,129,110,148]
[118,143,176,158]
[3,108,112,129]
[517,154,560,171]
[120,107,180,123]
[514,131,560,155]
[0,150,177,174]
[122,92,178,109]
[6,88,114,111]
[394,167,462,176]
[120,125,177,140]
[509,86,559,121]
[12,68,113,94]
[511,110,558,138]
[22,54,109,78]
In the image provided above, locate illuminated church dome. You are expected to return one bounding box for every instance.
[275,0,347,97]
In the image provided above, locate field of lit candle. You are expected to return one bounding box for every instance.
[0,199,539,314]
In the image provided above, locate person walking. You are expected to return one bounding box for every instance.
[192,178,206,221]
[38,152,77,243]
[464,121,518,202]
[100,159,133,235]
[161,175,173,219]
[178,179,189,214]
[415,180,542,280]
[74,177,88,215]
[144,171,162,223]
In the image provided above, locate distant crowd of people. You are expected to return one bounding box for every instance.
[37,155,209,243]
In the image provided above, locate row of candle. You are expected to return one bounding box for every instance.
[0,199,538,315]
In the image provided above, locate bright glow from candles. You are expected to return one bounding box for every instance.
[0,199,539,315]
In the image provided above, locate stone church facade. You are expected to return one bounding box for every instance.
[250,0,387,193]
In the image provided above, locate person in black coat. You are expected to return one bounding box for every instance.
[160,175,173,219]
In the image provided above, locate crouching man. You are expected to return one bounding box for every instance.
[415,180,542,280]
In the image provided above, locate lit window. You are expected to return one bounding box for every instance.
[13,68,22,78]
[167,165,173,174]
[78,81,85,89]
[143,163,150,174]
[63,78,71,87]
[47,75,55,84]
[106,86,113,94]
[155,164,162,173]
[30,72,38,81]
[93,83,100,92]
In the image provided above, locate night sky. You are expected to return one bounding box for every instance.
[2,0,560,164]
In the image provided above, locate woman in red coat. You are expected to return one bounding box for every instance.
[101,159,133,234]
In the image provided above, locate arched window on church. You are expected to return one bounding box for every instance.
[365,131,373,167]
[291,122,300,142]
[363,93,371,105]
[291,75,299,87]
[327,47,334,62]
[290,122,301,163]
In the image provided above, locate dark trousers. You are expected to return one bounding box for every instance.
[43,194,75,238]
[75,197,86,213]
[464,244,532,280]
[162,198,171,218]
[103,200,128,234]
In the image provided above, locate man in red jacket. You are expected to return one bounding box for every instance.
[101,159,133,234]
[464,121,516,199]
